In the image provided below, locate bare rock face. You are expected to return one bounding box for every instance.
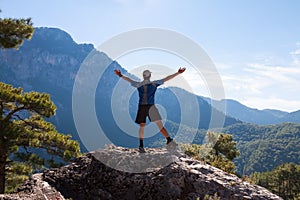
[1,146,282,200]
[0,173,64,200]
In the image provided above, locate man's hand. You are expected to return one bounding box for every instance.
[114,69,122,77]
[178,67,186,74]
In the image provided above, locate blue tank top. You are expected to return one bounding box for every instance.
[131,80,164,105]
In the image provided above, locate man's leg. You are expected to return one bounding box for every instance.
[155,120,169,137]
[138,123,146,153]
[135,105,147,153]
[155,120,173,144]
[139,123,145,147]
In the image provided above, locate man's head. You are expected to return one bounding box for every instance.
[143,70,151,80]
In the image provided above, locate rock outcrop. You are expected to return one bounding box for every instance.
[1,146,282,200]
[0,173,64,200]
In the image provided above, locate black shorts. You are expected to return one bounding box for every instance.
[135,105,162,124]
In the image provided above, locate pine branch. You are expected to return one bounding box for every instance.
[5,106,26,121]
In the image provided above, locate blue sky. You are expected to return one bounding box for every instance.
[1,0,300,112]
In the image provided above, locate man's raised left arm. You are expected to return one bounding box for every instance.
[163,67,186,82]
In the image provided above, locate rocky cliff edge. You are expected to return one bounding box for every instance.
[0,145,282,200]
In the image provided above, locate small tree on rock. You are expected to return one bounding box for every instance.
[181,132,240,174]
[0,82,81,193]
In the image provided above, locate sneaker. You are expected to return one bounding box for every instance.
[139,146,146,153]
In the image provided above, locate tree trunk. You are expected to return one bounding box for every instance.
[0,145,7,194]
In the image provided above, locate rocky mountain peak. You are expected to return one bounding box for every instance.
[0,27,95,90]
[23,27,94,54]
[0,146,282,200]
[34,27,75,43]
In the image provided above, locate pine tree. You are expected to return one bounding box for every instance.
[0,16,80,193]
[0,17,34,49]
[213,133,240,161]
[251,163,300,199]
[0,82,81,193]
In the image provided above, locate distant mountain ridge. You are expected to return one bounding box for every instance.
[205,98,300,125]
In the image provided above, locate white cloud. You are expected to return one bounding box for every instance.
[245,64,300,85]
[221,74,271,95]
[215,62,234,70]
[290,49,300,55]
[214,52,300,112]
[247,64,300,74]
[290,47,300,66]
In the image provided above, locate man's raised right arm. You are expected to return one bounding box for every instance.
[114,69,133,83]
